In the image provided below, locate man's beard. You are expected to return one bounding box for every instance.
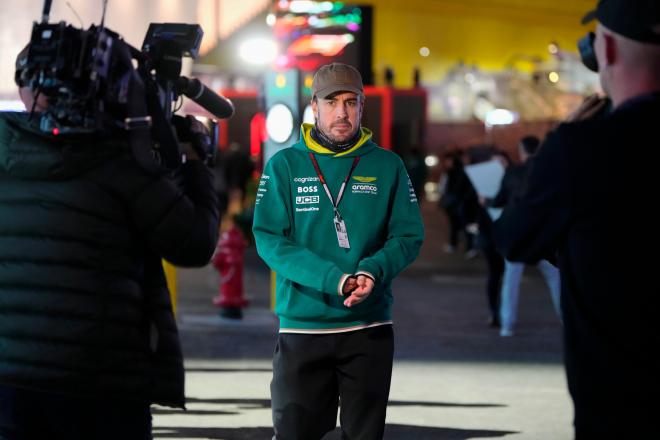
[312,122,361,153]
[324,120,356,142]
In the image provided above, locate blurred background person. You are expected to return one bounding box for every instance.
[437,151,477,257]
[485,136,561,337]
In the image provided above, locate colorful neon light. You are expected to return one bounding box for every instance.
[287,34,355,57]
[287,1,344,14]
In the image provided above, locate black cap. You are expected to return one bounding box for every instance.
[582,0,660,45]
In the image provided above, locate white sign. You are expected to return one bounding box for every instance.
[465,159,506,220]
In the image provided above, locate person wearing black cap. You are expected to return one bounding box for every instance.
[253,63,424,439]
[494,0,660,438]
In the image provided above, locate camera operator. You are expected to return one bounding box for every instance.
[0,44,219,439]
[494,0,660,438]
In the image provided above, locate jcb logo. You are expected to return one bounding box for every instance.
[296,196,320,205]
[297,186,319,193]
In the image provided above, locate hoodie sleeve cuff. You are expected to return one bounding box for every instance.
[322,266,346,295]
[355,271,375,283]
[356,260,380,282]
[338,274,352,296]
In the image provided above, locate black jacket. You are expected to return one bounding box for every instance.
[0,112,219,408]
[488,162,529,209]
[494,93,660,437]
[440,158,479,224]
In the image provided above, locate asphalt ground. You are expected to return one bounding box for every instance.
[152,201,572,440]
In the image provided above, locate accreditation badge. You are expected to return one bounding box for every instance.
[333,217,350,249]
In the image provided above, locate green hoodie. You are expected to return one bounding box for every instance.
[253,124,424,330]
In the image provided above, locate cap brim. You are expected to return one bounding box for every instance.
[581,9,597,25]
[314,85,363,99]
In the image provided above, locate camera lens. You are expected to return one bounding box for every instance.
[578,32,599,72]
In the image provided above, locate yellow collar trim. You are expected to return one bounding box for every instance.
[301,123,372,157]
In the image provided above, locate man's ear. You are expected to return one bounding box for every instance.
[311,97,319,120]
[602,33,617,68]
[18,87,34,111]
[355,94,364,122]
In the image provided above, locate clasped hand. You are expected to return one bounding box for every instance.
[342,274,375,308]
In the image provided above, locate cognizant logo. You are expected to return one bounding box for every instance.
[294,177,320,183]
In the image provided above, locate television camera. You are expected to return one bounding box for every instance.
[14,0,234,171]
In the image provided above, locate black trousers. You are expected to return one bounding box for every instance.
[271,325,394,440]
[445,208,462,248]
[0,386,152,440]
[482,242,504,323]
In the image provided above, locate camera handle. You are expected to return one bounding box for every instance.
[144,79,183,171]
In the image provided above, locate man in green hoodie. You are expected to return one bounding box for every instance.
[253,63,424,440]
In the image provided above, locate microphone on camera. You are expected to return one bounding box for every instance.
[176,76,234,119]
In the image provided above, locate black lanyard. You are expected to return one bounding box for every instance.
[308,152,360,220]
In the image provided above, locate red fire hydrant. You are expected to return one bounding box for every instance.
[212,226,249,319]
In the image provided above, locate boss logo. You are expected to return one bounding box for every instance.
[296,196,320,205]
[297,186,319,193]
